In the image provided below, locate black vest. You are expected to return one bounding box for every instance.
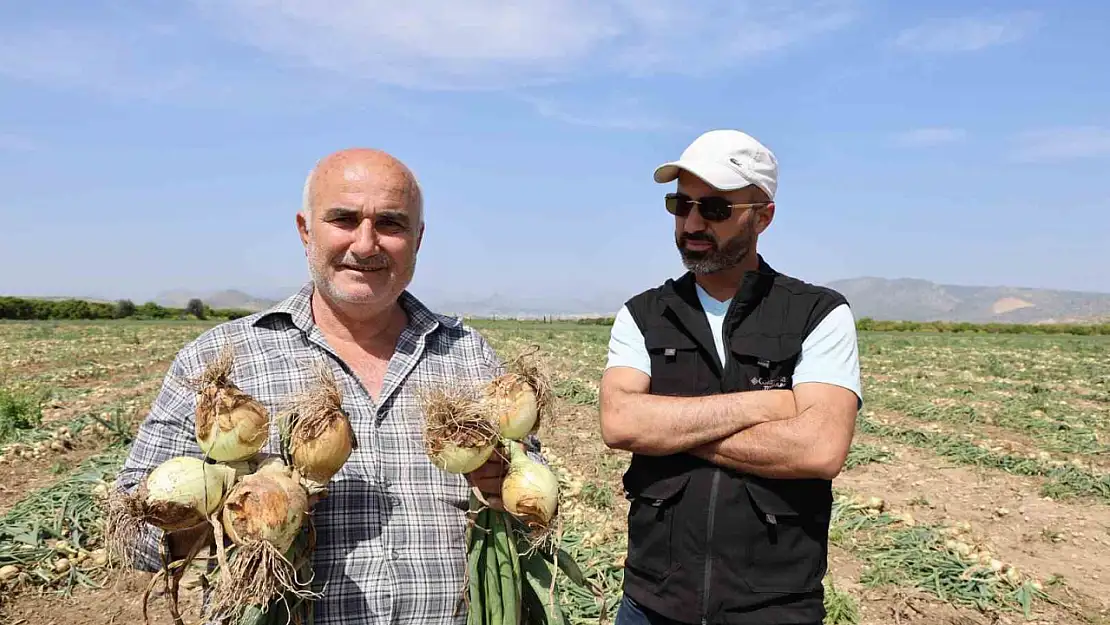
[620,257,847,625]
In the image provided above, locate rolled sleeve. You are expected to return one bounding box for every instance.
[793,304,863,407]
[605,305,650,376]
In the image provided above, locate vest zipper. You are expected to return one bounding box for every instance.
[701,468,721,624]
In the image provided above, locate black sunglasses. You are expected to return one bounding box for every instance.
[665,192,770,222]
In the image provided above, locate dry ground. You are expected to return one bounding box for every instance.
[1,319,1108,624]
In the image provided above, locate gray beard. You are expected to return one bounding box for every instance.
[678,231,753,275]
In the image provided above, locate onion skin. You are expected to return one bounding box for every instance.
[195,384,270,462]
[221,466,307,553]
[501,441,559,529]
[431,441,495,475]
[484,377,539,441]
[290,414,355,491]
[141,456,237,531]
[420,384,499,475]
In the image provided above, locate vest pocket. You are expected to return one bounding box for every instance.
[624,474,690,581]
[726,337,800,393]
[741,479,828,594]
[645,327,700,396]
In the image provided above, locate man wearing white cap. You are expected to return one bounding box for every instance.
[599,130,862,625]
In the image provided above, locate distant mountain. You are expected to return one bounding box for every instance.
[154,289,279,312]
[114,277,1110,323]
[826,277,1110,323]
[420,292,626,319]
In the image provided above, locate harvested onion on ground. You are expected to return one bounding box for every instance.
[279,361,357,495]
[189,345,271,462]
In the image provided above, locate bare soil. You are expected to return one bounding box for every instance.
[838,439,1110,622]
[0,570,204,625]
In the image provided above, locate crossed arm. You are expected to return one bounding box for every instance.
[599,366,859,480]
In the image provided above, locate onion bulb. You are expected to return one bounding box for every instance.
[281,361,357,494]
[420,385,499,474]
[481,356,553,441]
[136,456,237,530]
[192,346,270,462]
[221,460,307,553]
[104,456,237,569]
[502,440,559,533]
[207,459,318,622]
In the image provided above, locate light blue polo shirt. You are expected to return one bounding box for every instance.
[605,283,863,403]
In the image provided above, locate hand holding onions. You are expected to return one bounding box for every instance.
[420,351,588,625]
[107,349,357,625]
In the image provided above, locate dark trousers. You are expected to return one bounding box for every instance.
[614,595,690,625]
[614,594,823,625]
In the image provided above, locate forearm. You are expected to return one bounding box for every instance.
[689,409,849,479]
[601,387,794,456]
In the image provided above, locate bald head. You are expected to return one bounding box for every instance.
[297,147,427,315]
[301,148,423,227]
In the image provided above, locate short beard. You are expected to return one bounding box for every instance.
[677,230,754,275]
[306,241,394,305]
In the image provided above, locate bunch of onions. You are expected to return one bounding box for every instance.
[191,346,271,462]
[421,385,500,475]
[105,456,237,568]
[280,361,358,495]
[417,353,592,625]
[481,355,554,441]
[205,458,318,623]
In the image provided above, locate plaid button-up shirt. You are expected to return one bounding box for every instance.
[117,282,520,624]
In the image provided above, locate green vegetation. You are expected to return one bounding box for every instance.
[1,318,1108,623]
[859,417,1110,502]
[0,296,253,321]
[830,493,1057,618]
[564,315,1110,335]
[0,389,45,445]
[0,450,124,594]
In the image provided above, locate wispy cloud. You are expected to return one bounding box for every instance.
[0,19,407,112]
[1010,126,1110,163]
[194,0,859,90]
[891,127,967,148]
[892,11,1038,53]
[523,95,686,131]
[0,28,199,101]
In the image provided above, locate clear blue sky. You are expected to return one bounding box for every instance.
[2,1,1108,308]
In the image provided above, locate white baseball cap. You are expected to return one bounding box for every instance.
[653,129,778,200]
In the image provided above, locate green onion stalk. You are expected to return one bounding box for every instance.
[419,358,596,625]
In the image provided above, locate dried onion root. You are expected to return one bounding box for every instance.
[420,384,500,475]
[105,456,236,570]
[205,459,318,623]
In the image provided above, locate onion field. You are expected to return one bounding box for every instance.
[0,319,1108,625]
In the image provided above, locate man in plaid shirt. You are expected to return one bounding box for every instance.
[116,148,531,623]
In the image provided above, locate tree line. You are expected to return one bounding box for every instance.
[572,316,1110,336]
[0,296,254,321]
